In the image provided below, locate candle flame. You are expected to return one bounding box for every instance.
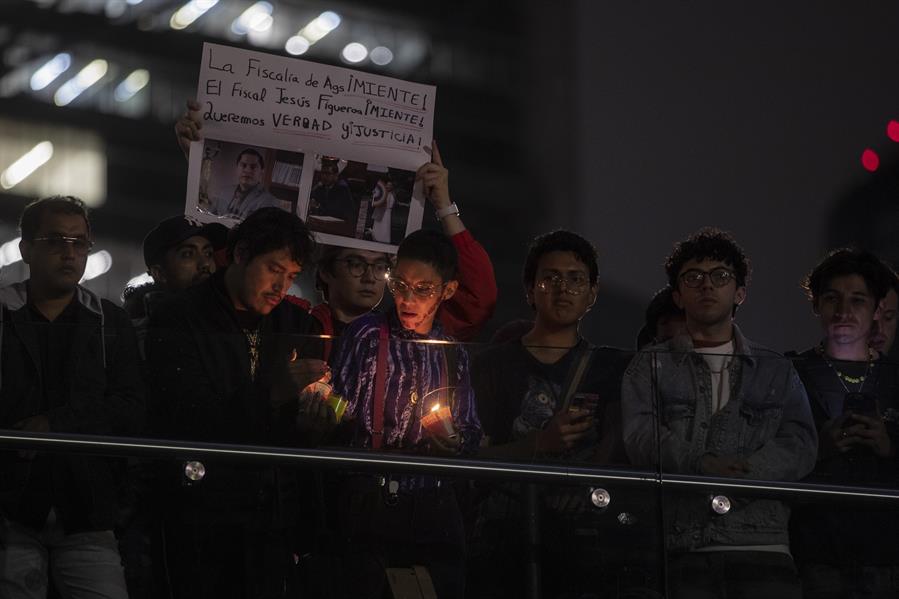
[430,404,440,412]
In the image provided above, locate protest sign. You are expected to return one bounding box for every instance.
[185,42,436,252]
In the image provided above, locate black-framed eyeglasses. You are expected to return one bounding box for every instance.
[338,258,390,279]
[387,276,444,300]
[536,273,590,295]
[32,236,93,255]
[679,267,736,288]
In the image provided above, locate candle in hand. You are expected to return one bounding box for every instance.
[421,403,456,438]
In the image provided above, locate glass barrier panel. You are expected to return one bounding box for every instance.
[637,346,899,598]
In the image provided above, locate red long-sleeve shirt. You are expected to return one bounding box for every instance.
[438,229,497,341]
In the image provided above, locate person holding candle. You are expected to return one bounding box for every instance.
[319,228,481,599]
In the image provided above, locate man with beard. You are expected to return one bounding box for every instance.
[789,248,899,598]
[0,196,144,599]
[146,207,330,599]
[621,227,816,598]
[123,216,225,334]
[210,148,283,220]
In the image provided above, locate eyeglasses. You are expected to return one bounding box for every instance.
[32,236,93,255]
[536,273,590,295]
[387,276,444,300]
[679,267,736,288]
[339,258,390,279]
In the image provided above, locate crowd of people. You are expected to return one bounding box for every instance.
[0,107,897,599]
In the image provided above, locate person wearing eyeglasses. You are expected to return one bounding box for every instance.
[787,248,899,599]
[467,230,631,597]
[621,227,816,598]
[314,229,480,599]
[302,142,497,361]
[0,196,144,599]
[472,230,627,463]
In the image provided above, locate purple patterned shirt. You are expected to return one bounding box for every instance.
[330,310,482,455]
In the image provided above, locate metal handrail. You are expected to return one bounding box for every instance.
[1,430,898,500]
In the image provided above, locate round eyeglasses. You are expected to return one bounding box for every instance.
[338,258,390,279]
[387,276,444,300]
[536,274,590,295]
[679,268,736,288]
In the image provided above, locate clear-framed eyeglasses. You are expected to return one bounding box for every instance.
[387,276,444,300]
[32,236,93,256]
[679,267,736,288]
[536,273,591,295]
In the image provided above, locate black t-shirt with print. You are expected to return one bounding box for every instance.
[471,338,630,463]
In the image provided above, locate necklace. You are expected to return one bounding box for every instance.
[816,343,874,392]
[243,326,261,380]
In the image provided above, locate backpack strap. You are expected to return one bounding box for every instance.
[371,320,389,450]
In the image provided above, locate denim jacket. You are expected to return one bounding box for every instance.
[621,325,817,551]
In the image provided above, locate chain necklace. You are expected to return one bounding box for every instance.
[243,326,261,380]
[816,343,874,393]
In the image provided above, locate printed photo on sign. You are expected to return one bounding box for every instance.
[192,138,302,223]
[304,154,415,247]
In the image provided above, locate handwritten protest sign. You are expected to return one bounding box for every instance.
[185,42,436,252]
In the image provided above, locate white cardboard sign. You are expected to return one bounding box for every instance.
[185,42,436,253]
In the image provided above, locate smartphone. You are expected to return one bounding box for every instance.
[568,392,599,418]
[842,392,877,422]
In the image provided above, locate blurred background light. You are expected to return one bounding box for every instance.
[370,46,394,66]
[170,0,219,30]
[1,141,53,190]
[341,42,368,63]
[30,53,71,91]
[81,250,113,282]
[114,68,150,102]
[54,59,108,106]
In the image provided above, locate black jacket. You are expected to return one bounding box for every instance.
[146,270,321,526]
[0,282,145,533]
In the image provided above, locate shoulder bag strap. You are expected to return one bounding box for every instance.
[559,343,594,412]
[372,321,390,449]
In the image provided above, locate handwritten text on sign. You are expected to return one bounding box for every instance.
[197,43,436,169]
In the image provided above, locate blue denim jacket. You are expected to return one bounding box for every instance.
[621,325,817,551]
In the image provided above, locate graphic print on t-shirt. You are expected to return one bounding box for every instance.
[512,375,560,439]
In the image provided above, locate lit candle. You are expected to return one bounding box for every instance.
[421,403,456,438]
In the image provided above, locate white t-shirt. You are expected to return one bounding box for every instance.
[695,340,734,413]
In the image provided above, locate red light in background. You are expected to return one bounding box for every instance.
[861,148,880,172]
[888,120,899,142]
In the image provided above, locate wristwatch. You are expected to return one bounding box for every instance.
[435,202,460,220]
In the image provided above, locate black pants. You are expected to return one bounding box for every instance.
[163,518,296,599]
[304,477,466,599]
[667,551,801,599]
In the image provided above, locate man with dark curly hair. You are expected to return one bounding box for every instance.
[621,227,817,598]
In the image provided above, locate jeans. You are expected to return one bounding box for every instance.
[0,510,128,599]
[667,551,801,599]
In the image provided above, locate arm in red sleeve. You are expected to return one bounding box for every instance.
[439,229,497,341]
